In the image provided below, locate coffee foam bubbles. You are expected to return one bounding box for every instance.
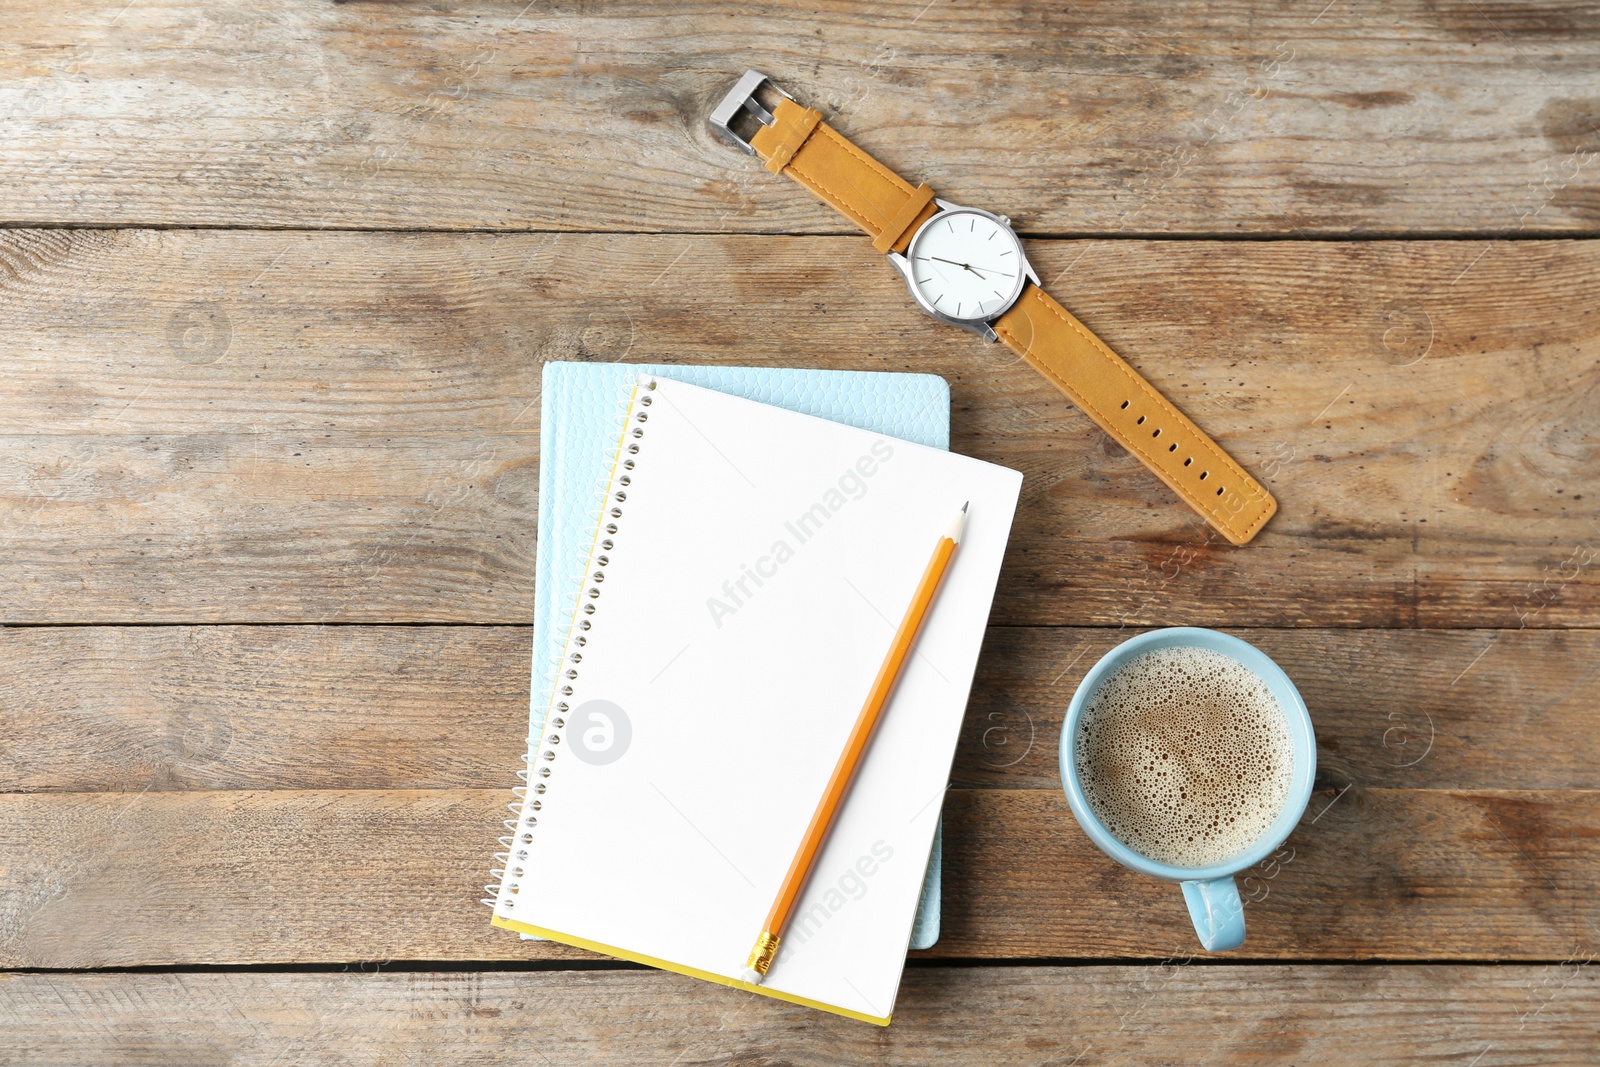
[1075,645,1292,869]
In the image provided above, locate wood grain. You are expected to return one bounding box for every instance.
[0,431,539,624]
[933,788,1600,961]
[1,231,1595,627]
[952,626,1600,791]
[4,0,1597,1052]
[0,626,532,794]
[3,787,1596,966]
[3,625,1595,794]
[3,2,1599,235]
[3,965,1597,1065]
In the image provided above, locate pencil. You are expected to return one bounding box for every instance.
[742,502,969,985]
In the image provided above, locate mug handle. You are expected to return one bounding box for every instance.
[1180,876,1246,952]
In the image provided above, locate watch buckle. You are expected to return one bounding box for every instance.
[709,70,793,155]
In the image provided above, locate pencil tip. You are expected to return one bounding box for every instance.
[946,503,969,543]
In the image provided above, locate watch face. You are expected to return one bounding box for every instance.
[907,210,1026,322]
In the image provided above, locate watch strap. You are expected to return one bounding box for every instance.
[994,285,1277,545]
[734,82,1278,545]
[750,98,939,255]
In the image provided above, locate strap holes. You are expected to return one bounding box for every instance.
[1217,487,1225,496]
[1136,415,1146,425]
[1199,471,1209,480]
[1120,400,1130,410]
[1151,428,1161,438]
[1183,457,1192,467]
[1168,444,1178,452]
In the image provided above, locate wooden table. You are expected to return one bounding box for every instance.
[2,2,1597,1062]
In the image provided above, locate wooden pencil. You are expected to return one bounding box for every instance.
[742,502,968,985]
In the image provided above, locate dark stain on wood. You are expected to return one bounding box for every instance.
[1326,91,1416,110]
[1539,97,1600,144]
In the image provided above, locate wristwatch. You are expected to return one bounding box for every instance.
[709,71,1277,546]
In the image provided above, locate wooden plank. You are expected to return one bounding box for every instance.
[4,2,1600,234]
[4,626,1596,794]
[0,431,539,624]
[952,627,1600,791]
[2,787,1595,965]
[2,965,1596,1065]
[933,788,1600,961]
[1,231,1595,627]
[0,626,531,793]
[0,788,578,969]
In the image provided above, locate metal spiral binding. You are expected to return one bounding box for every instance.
[483,376,656,915]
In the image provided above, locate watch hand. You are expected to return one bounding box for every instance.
[930,256,1001,278]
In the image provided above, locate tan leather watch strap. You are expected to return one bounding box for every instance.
[994,285,1277,545]
[733,82,1277,545]
[750,98,939,255]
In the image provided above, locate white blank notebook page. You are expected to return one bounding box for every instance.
[493,376,1021,1021]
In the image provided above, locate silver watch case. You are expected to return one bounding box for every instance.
[886,199,1040,342]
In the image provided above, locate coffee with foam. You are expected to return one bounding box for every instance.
[1074,645,1292,869]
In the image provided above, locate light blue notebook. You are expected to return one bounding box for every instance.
[527,361,948,950]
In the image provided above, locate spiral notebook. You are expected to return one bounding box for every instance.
[522,361,952,947]
[488,373,1022,1024]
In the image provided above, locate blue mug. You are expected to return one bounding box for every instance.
[1058,627,1316,952]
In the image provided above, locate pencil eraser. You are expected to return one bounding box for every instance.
[739,967,765,986]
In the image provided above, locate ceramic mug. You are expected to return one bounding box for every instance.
[1058,627,1316,951]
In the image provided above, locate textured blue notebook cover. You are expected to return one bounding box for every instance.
[528,361,949,950]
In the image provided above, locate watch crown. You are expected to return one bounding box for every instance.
[1000,215,1011,225]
